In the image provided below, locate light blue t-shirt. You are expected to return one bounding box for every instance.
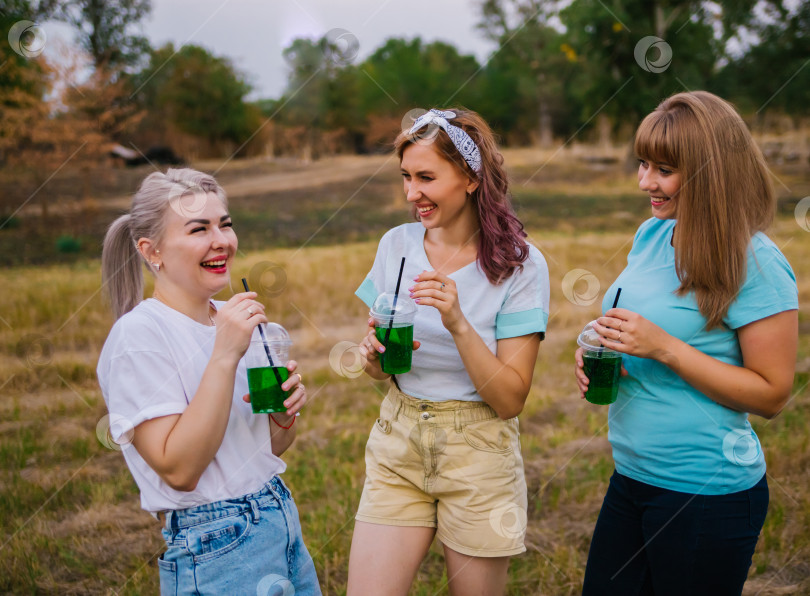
[356,223,550,402]
[605,217,798,495]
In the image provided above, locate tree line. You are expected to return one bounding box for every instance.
[2,0,809,172]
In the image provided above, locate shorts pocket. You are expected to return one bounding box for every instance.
[375,417,392,434]
[462,417,515,454]
[187,513,253,562]
[157,554,177,596]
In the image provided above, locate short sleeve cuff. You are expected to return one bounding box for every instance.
[726,300,798,329]
[355,277,378,308]
[109,403,186,443]
[495,308,548,340]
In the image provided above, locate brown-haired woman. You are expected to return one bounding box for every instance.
[347,109,550,595]
[574,91,798,595]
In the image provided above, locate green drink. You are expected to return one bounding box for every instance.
[371,292,417,377]
[247,366,290,413]
[245,323,293,415]
[578,320,622,406]
[582,352,622,405]
[375,324,414,374]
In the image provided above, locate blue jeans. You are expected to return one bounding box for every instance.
[583,471,768,596]
[158,476,321,596]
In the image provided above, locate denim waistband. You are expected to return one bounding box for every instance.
[161,476,289,531]
[386,385,499,425]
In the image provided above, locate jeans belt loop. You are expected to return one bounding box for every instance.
[392,396,403,422]
[249,497,261,524]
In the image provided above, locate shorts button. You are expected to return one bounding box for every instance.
[421,412,430,420]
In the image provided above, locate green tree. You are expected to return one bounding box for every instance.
[59,0,152,69]
[477,0,583,145]
[715,1,810,117]
[358,38,481,116]
[131,43,259,154]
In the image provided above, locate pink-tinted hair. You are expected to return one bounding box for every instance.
[395,108,529,284]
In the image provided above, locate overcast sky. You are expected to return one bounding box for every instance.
[53,0,499,100]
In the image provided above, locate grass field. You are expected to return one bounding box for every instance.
[1,150,809,594]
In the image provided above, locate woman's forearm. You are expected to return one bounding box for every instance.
[149,356,239,490]
[660,335,794,419]
[270,414,297,456]
[451,322,533,419]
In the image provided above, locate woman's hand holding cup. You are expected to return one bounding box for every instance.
[213,292,267,365]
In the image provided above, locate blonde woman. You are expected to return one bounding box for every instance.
[97,169,320,595]
[575,92,798,595]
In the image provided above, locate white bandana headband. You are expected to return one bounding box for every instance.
[408,109,482,175]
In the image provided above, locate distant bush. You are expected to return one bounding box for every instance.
[56,235,82,253]
[0,215,21,230]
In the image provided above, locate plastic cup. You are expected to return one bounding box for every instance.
[245,323,293,414]
[578,321,622,405]
[370,292,417,375]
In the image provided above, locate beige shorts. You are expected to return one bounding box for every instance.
[355,384,528,557]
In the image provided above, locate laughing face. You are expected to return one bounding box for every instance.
[400,142,478,230]
[638,158,682,220]
[152,191,237,301]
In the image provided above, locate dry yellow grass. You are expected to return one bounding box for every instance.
[1,154,809,594]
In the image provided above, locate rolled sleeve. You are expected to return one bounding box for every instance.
[495,308,548,339]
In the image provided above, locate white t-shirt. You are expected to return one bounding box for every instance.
[96,299,286,513]
[356,223,550,401]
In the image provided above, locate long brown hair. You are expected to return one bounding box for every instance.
[634,91,774,328]
[394,108,529,284]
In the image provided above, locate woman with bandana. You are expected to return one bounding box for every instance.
[347,109,550,595]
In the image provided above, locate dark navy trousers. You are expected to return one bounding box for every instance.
[583,470,768,596]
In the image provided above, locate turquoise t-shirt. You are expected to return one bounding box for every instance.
[605,217,798,495]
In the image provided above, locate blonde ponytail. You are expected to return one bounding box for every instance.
[100,168,228,320]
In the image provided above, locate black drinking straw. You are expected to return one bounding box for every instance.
[241,278,284,386]
[383,257,406,346]
[599,288,622,359]
[612,288,622,310]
